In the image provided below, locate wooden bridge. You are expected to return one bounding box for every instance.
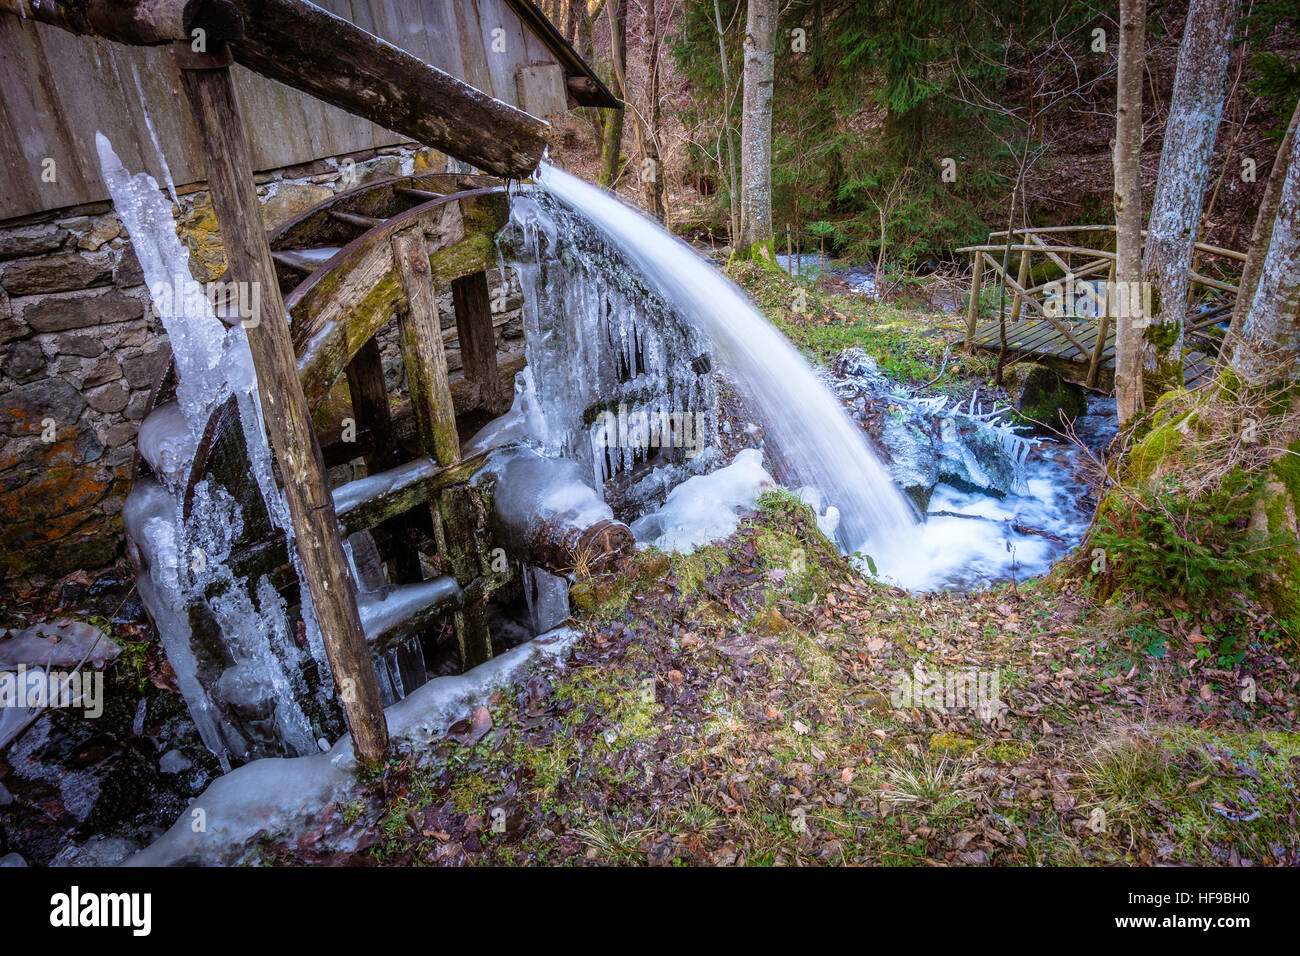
[958,226,1244,389]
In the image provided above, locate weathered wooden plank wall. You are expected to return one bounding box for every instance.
[0,0,569,221]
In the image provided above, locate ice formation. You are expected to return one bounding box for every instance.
[630,448,774,551]
[127,627,580,867]
[101,135,330,764]
[498,183,721,518]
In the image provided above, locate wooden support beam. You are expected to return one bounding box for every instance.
[0,0,242,45]
[965,251,984,351]
[4,0,548,177]
[1010,249,1030,323]
[396,186,447,203]
[390,227,491,669]
[983,255,1091,359]
[334,453,491,537]
[1027,232,1076,279]
[435,486,493,670]
[331,210,386,230]
[175,45,388,765]
[1087,260,1117,387]
[345,339,422,585]
[391,229,460,467]
[452,270,506,413]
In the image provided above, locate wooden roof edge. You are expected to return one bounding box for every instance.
[503,0,621,110]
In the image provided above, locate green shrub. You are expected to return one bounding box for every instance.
[1090,469,1289,612]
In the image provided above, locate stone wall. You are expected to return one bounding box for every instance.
[0,143,524,588]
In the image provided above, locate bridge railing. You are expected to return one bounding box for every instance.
[957,226,1243,386]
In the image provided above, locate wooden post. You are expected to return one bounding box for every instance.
[392,229,460,467]
[1009,249,1030,322]
[452,271,504,414]
[1087,259,1116,387]
[965,251,984,350]
[786,224,793,275]
[391,228,492,670]
[175,43,388,764]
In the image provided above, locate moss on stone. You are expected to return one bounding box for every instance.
[1016,364,1087,434]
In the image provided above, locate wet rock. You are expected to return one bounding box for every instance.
[120,344,169,389]
[57,579,88,607]
[113,247,144,287]
[2,339,45,382]
[51,835,141,867]
[59,334,107,357]
[0,224,67,261]
[260,182,333,230]
[0,853,26,867]
[833,347,1034,500]
[74,217,122,252]
[158,750,192,774]
[86,381,130,414]
[83,357,124,388]
[0,378,87,436]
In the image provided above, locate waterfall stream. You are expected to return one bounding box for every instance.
[529,163,921,559]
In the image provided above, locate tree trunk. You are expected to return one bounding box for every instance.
[564,0,578,45]
[712,0,740,242]
[1229,125,1300,386]
[579,1,607,155]
[738,0,777,259]
[1140,0,1240,404]
[1114,0,1146,425]
[641,0,667,223]
[1223,98,1300,364]
[598,0,628,188]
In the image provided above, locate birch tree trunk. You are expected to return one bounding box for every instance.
[598,0,628,188]
[1140,0,1240,403]
[738,0,776,259]
[1229,124,1300,386]
[1114,0,1146,424]
[1223,99,1300,363]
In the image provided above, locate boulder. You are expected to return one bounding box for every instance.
[1016,364,1086,435]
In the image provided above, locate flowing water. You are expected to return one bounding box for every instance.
[529,163,1109,591]
[533,164,920,559]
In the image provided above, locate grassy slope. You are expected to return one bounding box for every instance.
[270,493,1297,867]
[262,272,1298,867]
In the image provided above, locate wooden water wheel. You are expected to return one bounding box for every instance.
[133,172,525,707]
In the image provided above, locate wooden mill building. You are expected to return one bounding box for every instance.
[0,0,616,584]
